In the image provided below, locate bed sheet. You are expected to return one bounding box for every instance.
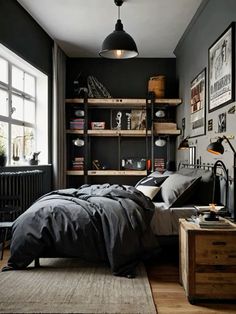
[151,203,197,235]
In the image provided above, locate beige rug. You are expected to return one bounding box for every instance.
[0,258,156,314]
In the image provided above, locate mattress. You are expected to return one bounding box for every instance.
[151,203,197,236]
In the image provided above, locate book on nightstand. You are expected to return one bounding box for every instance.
[197,217,235,229]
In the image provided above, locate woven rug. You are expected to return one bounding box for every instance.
[0,258,156,314]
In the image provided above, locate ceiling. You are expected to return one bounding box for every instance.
[17,0,203,58]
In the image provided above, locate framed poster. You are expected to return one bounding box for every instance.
[208,23,235,112]
[190,68,206,137]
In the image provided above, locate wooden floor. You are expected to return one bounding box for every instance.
[1,246,236,314]
[145,243,236,314]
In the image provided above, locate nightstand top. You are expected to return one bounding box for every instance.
[179,218,236,232]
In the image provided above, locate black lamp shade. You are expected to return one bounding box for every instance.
[207,138,224,155]
[99,19,138,59]
[178,137,189,150]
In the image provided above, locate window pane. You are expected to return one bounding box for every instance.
[12,66,24,91]
[0,57,8,84]
[11,125,35,163]
[25,73,35,97]
[0,121,8,157]
[12,95,23,120]
[24,99,35,123]
[24,126,35,158]
[11,125,23,163]
[0,89,8,116]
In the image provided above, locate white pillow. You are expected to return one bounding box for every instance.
[136,185,161,200]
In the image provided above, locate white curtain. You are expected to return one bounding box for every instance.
[52,42,66,189]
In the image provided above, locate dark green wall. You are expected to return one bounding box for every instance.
[66,58,177,99]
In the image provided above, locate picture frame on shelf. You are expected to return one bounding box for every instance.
[190,68,206,137]
[208,22,235,112]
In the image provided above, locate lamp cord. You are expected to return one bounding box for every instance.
[118,6,120,19]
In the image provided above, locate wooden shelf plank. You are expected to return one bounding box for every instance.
[65,98,182,107]
[154,129,181,135]
[88,170,147,176]
[66,130,84,134]
[67,170,84,175]
[87,130,151,136]
[66,170,147,176]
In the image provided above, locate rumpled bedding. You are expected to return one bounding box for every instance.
[6,184,160,276]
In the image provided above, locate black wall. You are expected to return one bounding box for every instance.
[0,0,53,191]
[66,58,177,98]
[0,0,53,75]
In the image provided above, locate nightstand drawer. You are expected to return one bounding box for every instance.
[195,234,236,265]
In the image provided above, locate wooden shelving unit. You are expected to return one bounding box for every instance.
[65,97,182,185]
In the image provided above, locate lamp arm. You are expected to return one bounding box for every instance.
[223,135,236,154]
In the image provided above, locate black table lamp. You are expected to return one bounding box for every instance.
[207,136,236,221]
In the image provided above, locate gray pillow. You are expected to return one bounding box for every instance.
[177,168,214,204]
[161,173,201,207]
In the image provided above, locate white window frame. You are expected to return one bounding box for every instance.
[0,43,48,166]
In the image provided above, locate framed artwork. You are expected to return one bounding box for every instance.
[190,68,206,137]
[208,23,235,112]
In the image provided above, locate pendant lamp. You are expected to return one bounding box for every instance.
[99,0,138,59]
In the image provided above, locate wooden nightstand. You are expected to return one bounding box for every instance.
[179,218,236,304]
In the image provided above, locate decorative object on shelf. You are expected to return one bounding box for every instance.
[121,158,146,170]
[92,160,108,170]
[111,109,133,130]
[72,138,85,147]
[74,109,84,117]
[148,76,165,99]
[99,0,138,59]
[87,76,111,98]
[91,122,105,130]
[190,68,206,137]
[131,110,146,130]
[218,112,226,133]
[155,110,165,118]
[207,135,236,221]
[208,119,213,131]
[29,152,40,166]
[208,22,235,112]
[155,137,166,147]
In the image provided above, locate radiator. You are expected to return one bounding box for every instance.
[0,170,44,221]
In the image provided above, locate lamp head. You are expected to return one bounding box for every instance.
[99,0,138,59]
[207,138,224,155]
[178,137,189,150]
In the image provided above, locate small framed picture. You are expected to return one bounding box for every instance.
[190,68,206,137]
[208,23,235,112]
[218,112,226,133]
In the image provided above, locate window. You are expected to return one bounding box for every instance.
[0,44,48,165]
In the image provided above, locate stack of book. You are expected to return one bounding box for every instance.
[198,217,234,229]
[72,157,84,170]
[70,118,85,130]
[154,158,165,172]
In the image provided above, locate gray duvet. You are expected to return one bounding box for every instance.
[6,184,159,276]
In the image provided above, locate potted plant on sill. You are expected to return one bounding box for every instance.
[0,142,7,167]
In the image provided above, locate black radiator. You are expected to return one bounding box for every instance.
[0,170,44,221]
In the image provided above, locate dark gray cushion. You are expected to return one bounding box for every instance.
[161,173,201,207]
[177,168,214,205]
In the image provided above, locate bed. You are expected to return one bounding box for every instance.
[3,163,222,276]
